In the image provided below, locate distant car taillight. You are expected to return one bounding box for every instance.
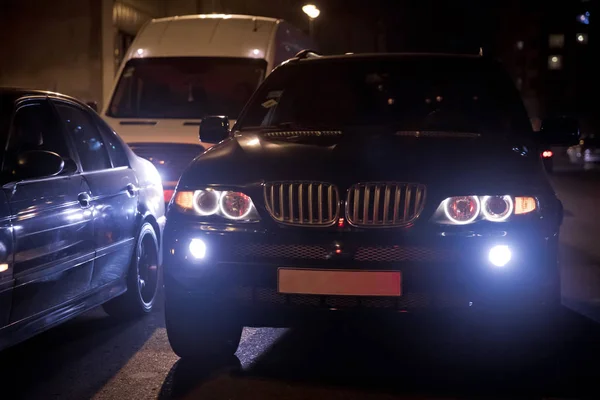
[164,189,175,203]
[542,150,553,158]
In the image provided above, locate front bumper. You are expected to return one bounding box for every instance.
[163,218,560,325]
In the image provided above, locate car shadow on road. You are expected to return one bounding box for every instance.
[159,356,242,399]
[561,242,600,322]
[0,305,164,400]
[158,310,600,399]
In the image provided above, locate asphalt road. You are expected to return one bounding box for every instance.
[2,168,600,400]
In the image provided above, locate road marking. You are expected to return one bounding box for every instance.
[92,328,177,399]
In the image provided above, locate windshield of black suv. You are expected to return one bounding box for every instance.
[237,57,532,135]
[107,57,267,119]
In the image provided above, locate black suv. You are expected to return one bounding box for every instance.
[163,52,576,359]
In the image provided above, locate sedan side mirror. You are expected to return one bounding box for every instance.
[199,116,230,144]
[538,116,580,147]
[16,150,65,180]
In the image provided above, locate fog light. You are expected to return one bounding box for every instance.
[488,245,511,267]
[189,239,206,259]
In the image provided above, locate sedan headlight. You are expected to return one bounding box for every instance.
[173,189,260,222]
[433,195,537,225]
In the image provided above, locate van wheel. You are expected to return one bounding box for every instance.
[103,222,160,318]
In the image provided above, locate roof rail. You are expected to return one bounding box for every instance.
[294,49,321,59]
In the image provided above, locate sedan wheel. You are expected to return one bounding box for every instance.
[137,227,160,311]
[103,222,160,318]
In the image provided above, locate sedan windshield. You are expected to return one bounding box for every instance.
[107,57,267,119]
[237,57,532,135]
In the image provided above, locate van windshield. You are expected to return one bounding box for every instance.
[107,57,267,119]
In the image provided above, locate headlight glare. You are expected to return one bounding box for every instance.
[481,195,513,222]
[488,245,512,267]
[189,238,207,259]
[193,189,220,216]
[220,191,253,220]
[434,195,537,225]
[174,189,259,222]
[443,196,480,224]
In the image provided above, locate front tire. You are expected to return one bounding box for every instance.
[103,222,160,318]
[165,292,243,360]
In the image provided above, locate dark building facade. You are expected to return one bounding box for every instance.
[490,0,596,132]
[1,0,596,133]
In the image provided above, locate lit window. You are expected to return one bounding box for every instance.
[577,33,588,43]
[516,40,524,50]
[549,34,565,48]
[548,55,563,70]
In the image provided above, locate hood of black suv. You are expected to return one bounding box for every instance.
[178,130,548,194]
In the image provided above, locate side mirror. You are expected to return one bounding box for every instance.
[199,116,230,144]
[538,116,580,147]
[86,101,98,112]
[16,150,64,180]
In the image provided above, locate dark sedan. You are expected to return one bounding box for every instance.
[162,52,577,359]
[0,88,165,351]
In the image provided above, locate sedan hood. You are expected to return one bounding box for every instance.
[178,130,547,193]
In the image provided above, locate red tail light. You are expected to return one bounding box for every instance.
[542,150,553,158]
[163,189,175,203]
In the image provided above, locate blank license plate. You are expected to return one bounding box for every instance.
[278,268,401,296]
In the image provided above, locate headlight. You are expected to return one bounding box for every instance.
[173,189,260,222]
[433,195,536,225]
[443,196,480,224]
[194,189,220,215]
[220,191,254,220]
[481,195,513,222]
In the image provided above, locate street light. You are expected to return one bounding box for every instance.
[302,4,320,19]
[302,4,320,39]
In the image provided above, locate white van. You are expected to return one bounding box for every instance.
[102,14,314,201]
